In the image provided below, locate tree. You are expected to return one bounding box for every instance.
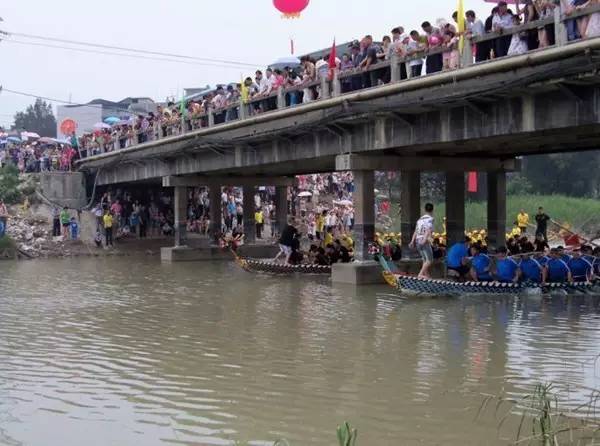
[523,152,600,198]
[0,164,22,204]
[13,98,57,137]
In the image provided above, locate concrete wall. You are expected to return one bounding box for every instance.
[40,172,87,209]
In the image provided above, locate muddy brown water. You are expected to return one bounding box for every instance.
[1,258,600,445]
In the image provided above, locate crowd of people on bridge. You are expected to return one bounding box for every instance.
[0,134,78,173]
[39,0,599,160]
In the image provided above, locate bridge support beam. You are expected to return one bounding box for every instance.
[400,171,421,251]
[332,169,382,285]
[174,186,188,247]
[274,186,288,239]
[243,186,256,243]
[209,184,222,242]
[352,170,375,262]
[487,171,507,249]
[445,172,466,248]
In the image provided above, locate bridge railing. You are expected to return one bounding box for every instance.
[79,3,600,158]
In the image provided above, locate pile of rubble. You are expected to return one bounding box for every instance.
[4,207,90,259]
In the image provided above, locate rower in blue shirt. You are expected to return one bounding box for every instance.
[519,254,543,283]
[446,237,471,280]
[494,247,520,283]
[568,250,593,282]
[543,248,572,284]
[469,244,493,282]
[557,246,571,263]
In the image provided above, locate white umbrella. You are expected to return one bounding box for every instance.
[270,56,301,71]
[21,131,40,139]
[93,122,111,130]
[298,191,312,197]
[334,199,353,206]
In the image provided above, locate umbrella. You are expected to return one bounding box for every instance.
[334,199,353,206]
[270,56,301,71]
[21,131,40,139]
[104,117,120,125]
[298,191,312,197]
[7,136,21,143]
[93,122,111,130]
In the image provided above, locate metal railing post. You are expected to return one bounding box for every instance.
[390,54,401,82]
[555,5,568,46]
[208,107,215,127]
[332,69,341,97]
[405,60,412,79]
[320,76,330,100]
[239,100,247,119]
[461,38,473,68]
[277,86,286,109]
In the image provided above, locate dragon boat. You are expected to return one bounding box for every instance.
[379,257,599,297]
[233,252,331,275]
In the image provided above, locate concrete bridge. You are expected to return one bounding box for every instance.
[76,36,600,282]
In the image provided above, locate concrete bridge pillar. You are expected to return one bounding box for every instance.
[487,171,507,249]
[445,172,466,247]
[209,184,222,242]
[352,170,375,262]
[400,171,421,251]
[243,186,256,243]
[274,186,288,239]
[174,186,188,247]
[332,169,381,285]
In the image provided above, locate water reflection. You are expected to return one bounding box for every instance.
[1,259,599,445]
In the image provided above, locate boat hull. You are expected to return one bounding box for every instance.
[235,256,331,275]
[386,273,599,297]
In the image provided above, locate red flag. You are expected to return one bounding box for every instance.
[328,39,336,81]
[467,172,478,193]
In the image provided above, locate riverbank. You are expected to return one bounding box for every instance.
[0,205,172,260]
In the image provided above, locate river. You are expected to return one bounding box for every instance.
[1,258,600,445]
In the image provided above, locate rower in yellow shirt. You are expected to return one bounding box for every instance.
[516,209,530,234]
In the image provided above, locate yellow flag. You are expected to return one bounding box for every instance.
[457,0,466,53]
[240,76,249,104]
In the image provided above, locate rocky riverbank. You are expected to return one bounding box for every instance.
[1,205,169,260]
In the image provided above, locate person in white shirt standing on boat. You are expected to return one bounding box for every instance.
[410,203,435,279]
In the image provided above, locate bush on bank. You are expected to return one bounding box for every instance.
[0,164,22,205]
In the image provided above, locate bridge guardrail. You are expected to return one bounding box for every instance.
[79,3,600,158]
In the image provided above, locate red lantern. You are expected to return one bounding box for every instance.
[273,0,310,19]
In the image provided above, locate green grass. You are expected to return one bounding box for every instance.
[392,195,600,234]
